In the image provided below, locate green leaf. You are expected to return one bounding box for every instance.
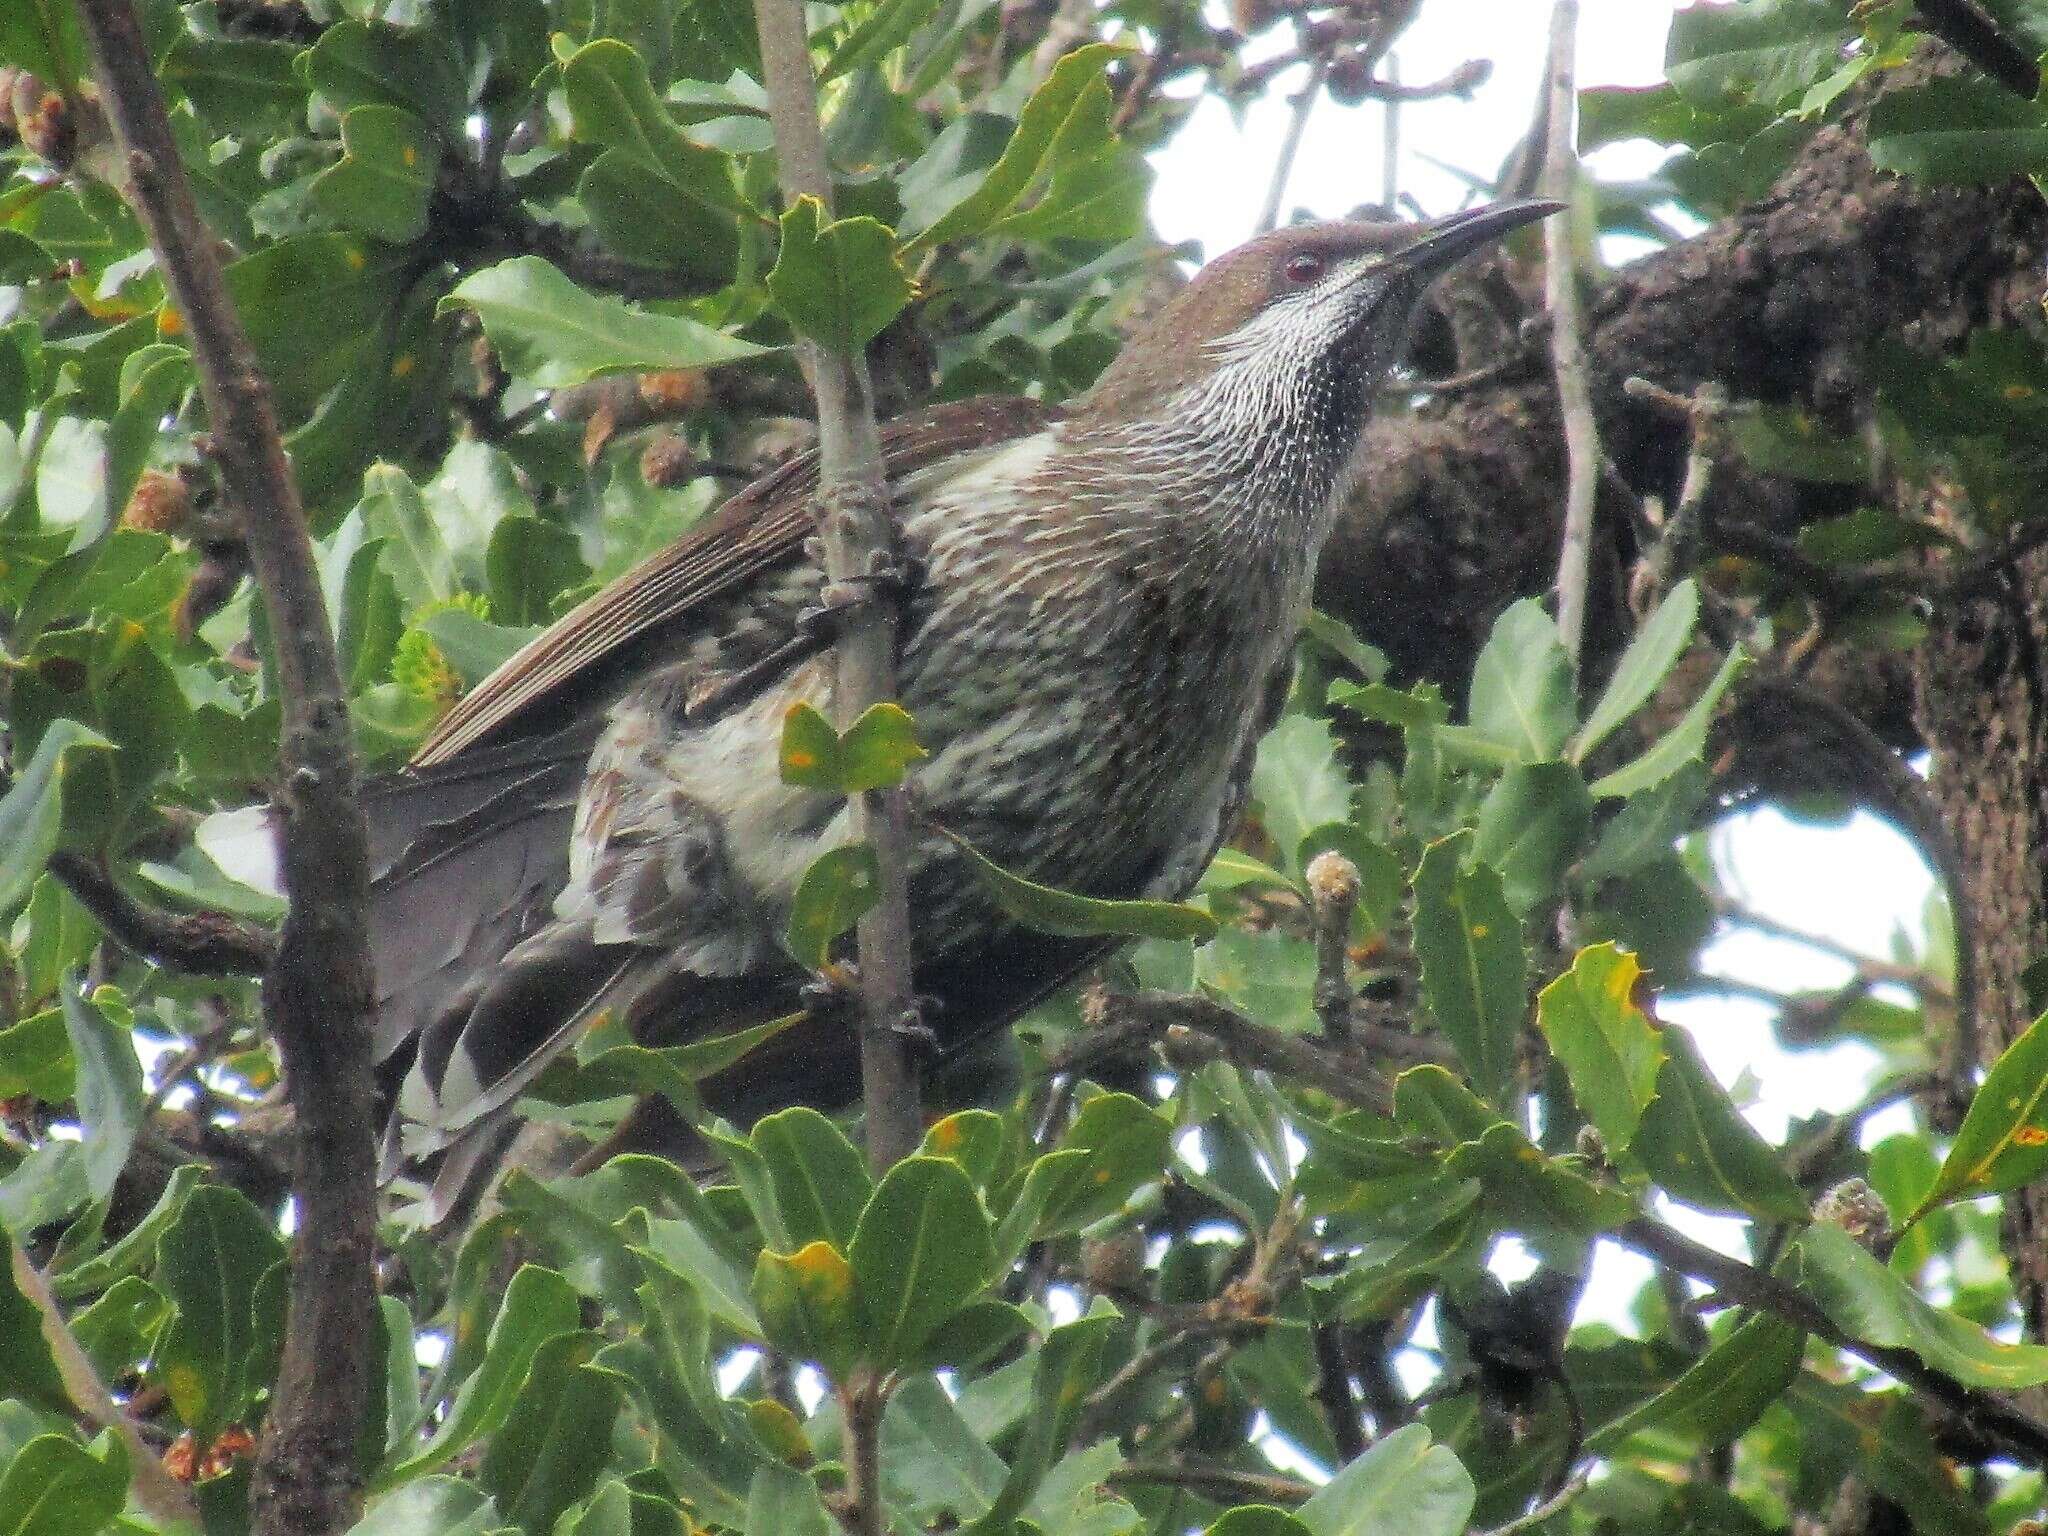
[1442,1123,1633,1244]
[1249,714,1354,875]
[778,701,839,788]
[0,1011,71,1104]
[379,1296,422,1463]
[153,1184,288,1441]
[745,1465,833,1536]
[1330,680,1448,731]
[487,515,589,627]
[108,346,191,541]
[1636,1027,1808,1221]
[849,1156,998,1370]
[903,43,1134,253]
[1537,944,1666,1158]
[1589,645,1750,800]
[1021,1092,1173,1240]
[1575,580,1700,758]
[1465,600,1575,762]
[939,824,1218,941]
[0,1242,69,1416]
[310,106,438,245]
[969,1304,1117,1533]
[766,199,913,355]
[351,1478,507,1536]
[1727,406,1871,483]
[1581,761,1709,882]
[1867,76,2048,186]
[477,1330,622,1535]
[882,1372,1007,1524]
[0,721,110,916]
[1470,761,1593,914]
[820,0,944,82]
[221,234,411,423]
[0,0,85,96]
[1208,1509,1312,1536]
[164,35,307,135]
[751,1240,859,1377]
[1295,1423,1475,1536]
[561,40,744,215]
[1588,1313,1803,1452]
[1411,833,1526,1105]
[440,258,771,389]
[1393,1065,1506,1147]
[1665,0,1854,109]
[304,19,467,137]
[52,1164,201,1299]
[0,1434,125,1536]
[919,1109,1006,1189]
[783,845,880,969]
[1794,1222,2048,1387]
[836,702,927,791]
[989,71,1151,245]
[57,983,143,1203]
[1911,1007,2048,1219]
[382,1263,581,1484]
[749,1107,872,1251]
[1195,926,1317,1036]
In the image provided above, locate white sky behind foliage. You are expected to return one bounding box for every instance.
[1146,0,1942,1427]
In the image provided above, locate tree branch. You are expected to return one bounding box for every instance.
[1620,1217,2048,1467]
[74,5,379,1533]
[1913,0,2040,99]
[749,0,921,1180]
[46,851,275,976]
[1540,0,1599,672]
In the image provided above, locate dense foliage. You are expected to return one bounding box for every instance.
[5,1,2048,1533]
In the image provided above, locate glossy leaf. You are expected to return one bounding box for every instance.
[749,1107,872,1251]
[1589,1313,1803,1452]
[1537,943,1666,1157]
[153,1184,287,1440]
[1465,599,1575,762]
[0,1435,125,1536]
[0,720,111,916]
[1411,833,1525,1105]
[476,1330,623,1534]
[1636,1027,1808,1221]
[1574,579,1699,757]
[849,1157,998,1369]
[1470,760,1593,913]
[1295,1423,1475,1536]
[561,39,744,215]
[310,106,438,244]
[382,1263,581,1483]
[1590,645,1750,800]
[940,824,1218,940]
[1910,1006,2048,1220]
[752,1241,858,1377]
[835,702,928,791]
[767,199,913,355]
[783,845,880,969]
[440,257,771,388]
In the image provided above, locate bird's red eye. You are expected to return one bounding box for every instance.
[1283,252,1325,284]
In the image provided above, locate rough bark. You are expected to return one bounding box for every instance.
[1323,51,2048,741]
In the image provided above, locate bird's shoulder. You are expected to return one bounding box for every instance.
[409,394,1058,767]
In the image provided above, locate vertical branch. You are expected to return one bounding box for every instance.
[73,5,378,1534]
[1538,0,1600,672]
[747,1,921,1173]
[1257,54,1329,235]
[1380,53,1400,210]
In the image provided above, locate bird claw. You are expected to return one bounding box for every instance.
[800,969,943,1056]
[795,552,925,641]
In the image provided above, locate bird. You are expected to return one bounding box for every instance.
[365,200,1562,1219]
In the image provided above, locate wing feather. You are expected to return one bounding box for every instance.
[411,395,1055,766]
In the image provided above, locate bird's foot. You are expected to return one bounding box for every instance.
[800,966,943,1057]
[795,550,925,640]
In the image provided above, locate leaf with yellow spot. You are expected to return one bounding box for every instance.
[753,1241,860,1378]
[1911,1007,2048,1222]
[1538,942,1667,1159]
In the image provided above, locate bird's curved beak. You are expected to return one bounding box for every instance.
[1393,198,1566,284]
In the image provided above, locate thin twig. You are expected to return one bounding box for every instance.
[1257,55,1329,235]
[749,0,922,1181]
[1306,852,1359,1043]
[1131,990,1394,1113]
[12,1246,200,1527]
[1379,53,1400,209]
[1311,1322,1367,1462]
[1708,894,1953,1004]
[1476,1462,1593,1536]
[74,5,378,1533]
[1106,1462,1318,1505]
[1539,0,1599,672]
[47,851,275,976]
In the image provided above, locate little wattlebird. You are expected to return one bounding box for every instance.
[367,200,1561,1218]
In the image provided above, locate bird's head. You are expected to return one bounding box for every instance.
[1080,200,1564,433]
